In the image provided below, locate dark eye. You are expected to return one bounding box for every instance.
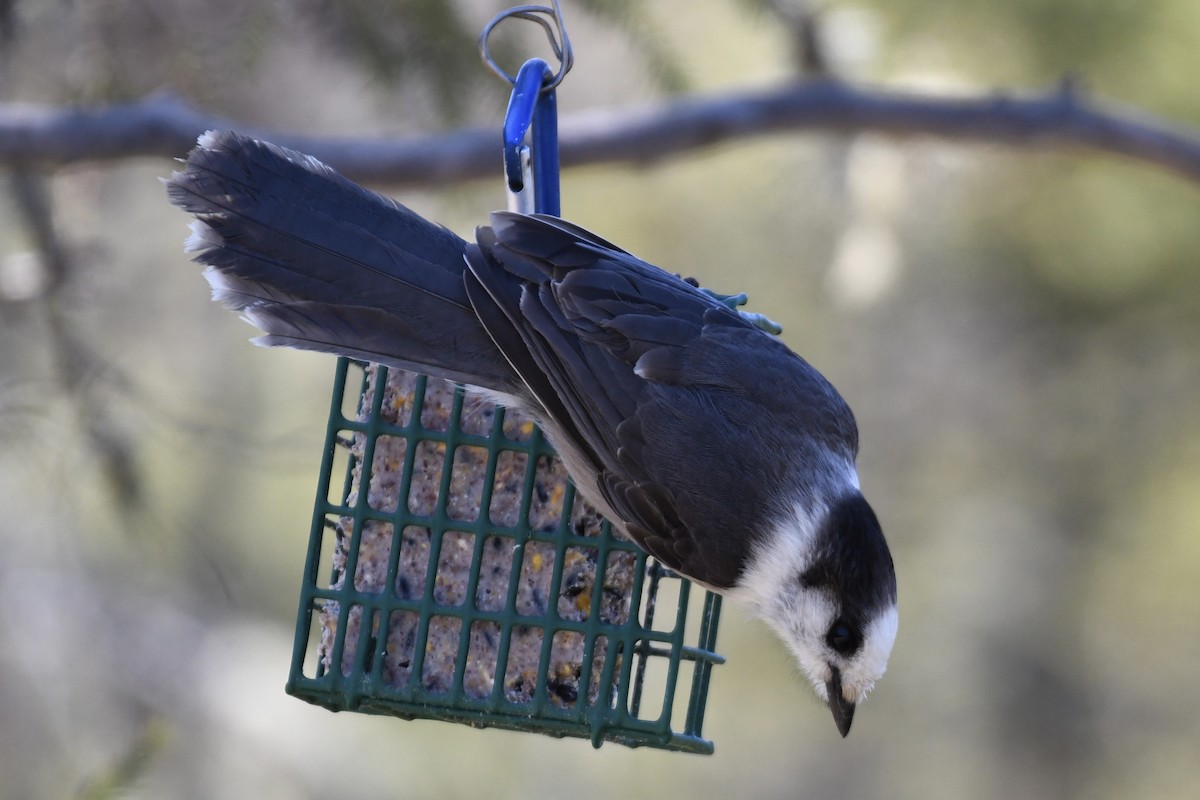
[827,620,861,656]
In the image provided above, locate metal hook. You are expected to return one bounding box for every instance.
[479,0,574,91]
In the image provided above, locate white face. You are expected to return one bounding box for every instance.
[763,588,898,707]
[728,499,898,722]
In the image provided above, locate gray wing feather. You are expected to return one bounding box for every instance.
[466,212,861,588]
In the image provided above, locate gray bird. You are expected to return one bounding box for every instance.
[166,131,897,737]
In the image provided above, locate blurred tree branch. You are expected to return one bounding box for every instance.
[2,79,1200,185]
[8,169,143,510]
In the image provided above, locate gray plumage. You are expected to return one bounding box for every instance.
[168,132,898,737]
[166,131,862,590]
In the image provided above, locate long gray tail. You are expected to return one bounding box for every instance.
[165,130,516,391]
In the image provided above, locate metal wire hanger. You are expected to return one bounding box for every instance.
[479,0,574,90]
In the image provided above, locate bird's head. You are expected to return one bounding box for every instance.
[732,491,898,737]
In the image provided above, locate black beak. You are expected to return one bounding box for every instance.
[827,669,856,737]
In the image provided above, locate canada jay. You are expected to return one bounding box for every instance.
[166,131,898,736]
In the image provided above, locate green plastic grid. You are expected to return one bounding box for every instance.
[286,358,725,752]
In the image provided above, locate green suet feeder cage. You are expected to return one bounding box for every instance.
[286,361,725,752]
[284,2,726,752]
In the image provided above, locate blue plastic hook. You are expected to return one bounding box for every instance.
[503,58,561,216]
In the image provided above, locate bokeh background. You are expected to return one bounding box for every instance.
[2,1,1199,798]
